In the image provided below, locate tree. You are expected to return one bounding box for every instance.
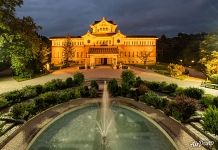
[0,1,50,77]
[121,70,136,86]
[62,34,74,65]
[139,50,152,65]
[200,31,218,76]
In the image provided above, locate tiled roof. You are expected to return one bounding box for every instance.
[91,33,116,37]
[126,35,157,38]
[88,47,119,54]
[92,20,116,25]
[49,36,81,39]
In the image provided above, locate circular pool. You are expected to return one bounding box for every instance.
[28,105,177,150]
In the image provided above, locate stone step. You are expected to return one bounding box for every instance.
[190,122,218,141]
[184,124,215,149]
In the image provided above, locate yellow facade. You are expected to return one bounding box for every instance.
[50,17,158,66]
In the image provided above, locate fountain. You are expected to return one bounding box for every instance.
[28,82,177,150]
[96,81,116,149]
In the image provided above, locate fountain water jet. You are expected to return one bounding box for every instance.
[96,81,116,148]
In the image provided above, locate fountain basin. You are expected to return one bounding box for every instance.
[28,104,177,150]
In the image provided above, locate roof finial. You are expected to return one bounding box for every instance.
[102,17,106,20]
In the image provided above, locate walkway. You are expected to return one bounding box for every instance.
[1,98,206,150]
[0,66,217,96]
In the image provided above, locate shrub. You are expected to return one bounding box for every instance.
[200,94,215,108]
[159,82,167,92]
[43,79,66,92]
[59,88,80,101]
[108,79,119,96]
[163,83,178,93]
[20,86,38,100]
[11,102,35,120]
[213,96,218,107]
[4,90,23,103]
[121,83,131,97]
[183,87,204,100]
[80,86,90,97]
[73,88,81,98]
[146,81,161,91]
[168,63,185,77]
[65,77,75,87]
[89,88,98,98]
[134,77,144,87]
[173,96,197,122]
[139,91,164,109]
[121,70,136,86]
[202,106,218,135]
[33,85,43,94]
[0,98,8,108]
[58,90,72,103]
[137,84,149,95]
[163,100,177,116]
[90,80,99,90]
[175,87,184,96]
[74,72,84,85]
[210,74,218,84]
[34,92,58,110]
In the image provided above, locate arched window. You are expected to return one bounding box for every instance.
[87,40,90,43]
[117,39,120,43]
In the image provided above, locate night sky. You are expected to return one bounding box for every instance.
[16,0,218,37]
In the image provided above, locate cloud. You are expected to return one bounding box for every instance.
[16,0,218,37]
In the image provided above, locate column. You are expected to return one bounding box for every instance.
[90,55,95,69]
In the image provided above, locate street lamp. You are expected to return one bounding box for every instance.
[191,60,195,63]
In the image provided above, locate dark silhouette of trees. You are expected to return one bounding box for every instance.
[157,33,206,66]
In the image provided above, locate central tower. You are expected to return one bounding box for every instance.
[90,17,118,34]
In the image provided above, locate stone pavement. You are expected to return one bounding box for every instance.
[1,98,206,150]
[0,66,217,96]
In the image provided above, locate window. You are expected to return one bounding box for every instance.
[117,39,120,43]
[77,52,79,58]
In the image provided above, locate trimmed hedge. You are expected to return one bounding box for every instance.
[11,102,35,120]
[183,87,204,100]
[145,81,178,94]
[139,91,168,109]
[43,79,66,92]
[11,88,81,119]
[0,74,85,108]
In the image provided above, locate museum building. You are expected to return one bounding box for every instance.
[50,17,158,66]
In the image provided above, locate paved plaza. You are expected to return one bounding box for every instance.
[0,66,217,95]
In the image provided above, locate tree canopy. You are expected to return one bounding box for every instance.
[0,0,51,78]
[200,31,218,76]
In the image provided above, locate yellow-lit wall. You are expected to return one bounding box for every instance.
[50,18,157,66]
